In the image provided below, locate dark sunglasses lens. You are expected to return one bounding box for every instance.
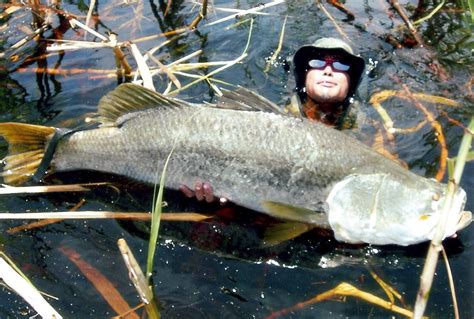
[308,59,327,68]
[332,61,350,71]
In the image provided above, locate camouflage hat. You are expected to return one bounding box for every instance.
[293,37,365,100]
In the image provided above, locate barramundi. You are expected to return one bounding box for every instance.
[0,84,471,245]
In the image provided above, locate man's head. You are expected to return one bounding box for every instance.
[305,58,350,104]
[293,38,365,105]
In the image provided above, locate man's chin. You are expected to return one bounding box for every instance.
[313,93,345,104]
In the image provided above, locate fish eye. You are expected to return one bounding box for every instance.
[432,193,441,201]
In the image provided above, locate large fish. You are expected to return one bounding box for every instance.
[0,84,471,245]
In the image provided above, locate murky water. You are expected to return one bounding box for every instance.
[0,0,473,318]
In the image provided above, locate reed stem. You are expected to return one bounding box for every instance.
[413,117,473,318]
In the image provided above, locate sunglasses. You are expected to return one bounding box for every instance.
[308,58,350,72]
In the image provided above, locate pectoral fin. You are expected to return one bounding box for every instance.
[263,222,315,247]
[260,200,330,228]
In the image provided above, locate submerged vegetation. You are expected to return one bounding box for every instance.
[0,0,473,317]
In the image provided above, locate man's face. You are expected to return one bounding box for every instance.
[305,58,350,104]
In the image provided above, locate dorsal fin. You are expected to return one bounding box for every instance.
[216,87,284,114]
[98,83,184,125]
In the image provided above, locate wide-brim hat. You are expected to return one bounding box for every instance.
[293,37,365,100]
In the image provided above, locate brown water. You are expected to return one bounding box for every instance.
[0,0,473,318]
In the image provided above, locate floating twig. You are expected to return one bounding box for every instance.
[189,0,208,29]
[164,0,172,17]
[169,53,247,94]
[388,0,424,46]
[225,18,253,30]
[118,238,160,319]
[205,0,284,27]
[400,84,447,180]
[326,0,355,20]
[371,126,407,167]
[440,111,473,134]
[370,270,405,306]
[84,0,97,40]
[316,0,351,43]
[0,4,22,19]
[264,15,287,73]
[266,282,419,319]
[118,239,153,304]
[7,199,86,234]
[170,60,240,71]
[16,66,118,76]
[190,0,273,16]
[110,34,133,78]
[168,18,253,94]
[69,17,108,41]
[0,256,62,319]
[47,40,114,51]
[413,0,445,25]
[148,55,181,89]
[163,49,202,67]
[369,89,460,139]
[129,43,155,90]
[1,24,49,59]
[0,182,110,195]
[0,211,212,221]
[206,78,223,96]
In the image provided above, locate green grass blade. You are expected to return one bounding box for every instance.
[447,158,455,179]
[468,151,474,161]
[452,118,473,182]
[448,150,474,177]
[146,150,174,282]
[469,0,474,22]
[413,0,445,25]
[459,0,474,22]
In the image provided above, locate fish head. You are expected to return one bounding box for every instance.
[326,173,471,246]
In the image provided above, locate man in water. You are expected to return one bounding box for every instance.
[182,37,366,201]
[285,37,365,129]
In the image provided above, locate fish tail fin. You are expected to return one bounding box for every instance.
[0,122,56,185]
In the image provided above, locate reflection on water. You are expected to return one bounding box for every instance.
[0,0,472,318]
